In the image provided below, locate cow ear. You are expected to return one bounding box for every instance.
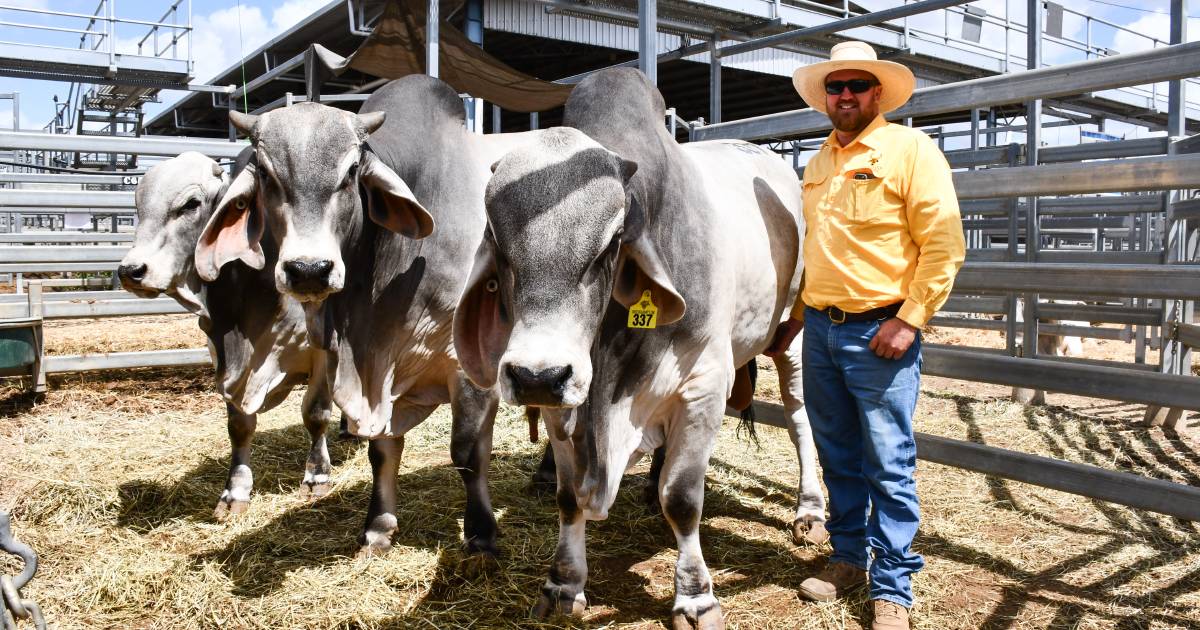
[454,235,512,389]
[620,193,646,243]
[195,164,264,281]
[612,198,685,325]
[360,151,435,238]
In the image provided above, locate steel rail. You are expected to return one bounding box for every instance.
[694,40,1200,141]
[0,131,245,158]
[731,400,1200,522]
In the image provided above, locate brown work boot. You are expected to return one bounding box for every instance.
[871,599,910,630]
[798,560,867,602]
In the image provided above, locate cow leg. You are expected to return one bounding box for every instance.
[215,404,256,521]
[774,343,828,546]
[530,441,557,495]
[358,436,404,557]
[450,373,500,565]
[662,398,724,630]
[641,445,666,510]
[533,441,589,619]
[298,369,333,500]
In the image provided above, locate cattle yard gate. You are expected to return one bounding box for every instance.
[2,2,1200,532]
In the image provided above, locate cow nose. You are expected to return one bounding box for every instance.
[283,259,334,292]
[506,364,573,406]
[117,263,147,284]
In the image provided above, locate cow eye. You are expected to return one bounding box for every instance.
[176,198,201,214]
[342,163,359,189]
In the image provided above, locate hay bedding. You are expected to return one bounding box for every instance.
[0,318,1198,629]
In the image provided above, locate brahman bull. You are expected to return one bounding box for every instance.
[454,68,824,628]
[194,75,540,560]
[117,149,333,519]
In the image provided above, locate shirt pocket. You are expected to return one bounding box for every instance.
[846,168,889,224]
[801,173,829,221]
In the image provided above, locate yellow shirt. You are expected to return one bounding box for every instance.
[792,115,965,328]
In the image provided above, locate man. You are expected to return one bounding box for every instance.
[766,41,965,630]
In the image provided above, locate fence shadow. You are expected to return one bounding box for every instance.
[382,468,828,629]
[116,422,364,531]
[921,391,1200,629]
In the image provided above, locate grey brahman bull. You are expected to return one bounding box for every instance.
[194,75,541,560]
[117,149,333,519]
[454,68,824,628]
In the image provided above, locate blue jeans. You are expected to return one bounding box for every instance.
[802,306,925,608]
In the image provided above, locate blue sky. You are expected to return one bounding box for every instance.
[0,0,1189,135]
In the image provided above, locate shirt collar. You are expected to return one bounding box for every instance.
[823,115,889,151]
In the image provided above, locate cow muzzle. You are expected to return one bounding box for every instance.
[116,260,161,297]
[505,364,573,406]
[280,257,338,299]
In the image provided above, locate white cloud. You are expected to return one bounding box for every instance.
[1109,13,1200,54]
[164,0,333,86]
[270,0,334,33]
[189,4,274,85]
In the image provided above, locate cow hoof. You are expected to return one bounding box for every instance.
[355,541,392,559]
[458,550,500,577]
[213,499,249,521]
[641,483,662,512]
[527,477,556,496]
[298,481,331,500]
[671,603,724,630]
[792,516,829,546]
[532,589,587,619]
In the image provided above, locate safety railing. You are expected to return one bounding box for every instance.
[0,0,192,64]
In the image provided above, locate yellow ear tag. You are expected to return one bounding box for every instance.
[627,290,658,329]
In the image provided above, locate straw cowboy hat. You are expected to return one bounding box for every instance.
[792,41,915,115]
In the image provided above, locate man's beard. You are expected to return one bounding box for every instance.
[831,107,875,134]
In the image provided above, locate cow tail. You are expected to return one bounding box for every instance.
[735,360,760,448]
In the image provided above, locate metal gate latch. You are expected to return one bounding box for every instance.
[0,511,45,630]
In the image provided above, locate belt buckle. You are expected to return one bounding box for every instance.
[829,306,847,324]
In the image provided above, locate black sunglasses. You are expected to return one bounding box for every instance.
[824,79,878,95]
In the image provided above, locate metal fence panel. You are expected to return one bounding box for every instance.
[732,401,1200,522]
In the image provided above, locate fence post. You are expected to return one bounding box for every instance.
[1013,1,1043,405]
[1147,135,1195,431]
[26,279,46,393]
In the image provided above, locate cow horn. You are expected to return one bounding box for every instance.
[357,111,387,136]
[229,110,258,137]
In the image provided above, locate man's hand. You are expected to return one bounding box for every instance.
[765,317,804,357]
[869,318,917,360]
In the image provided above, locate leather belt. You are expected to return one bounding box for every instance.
[823,302,902,324]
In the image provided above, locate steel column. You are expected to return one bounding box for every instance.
[466,0,484,133]
[1169,0,1188,136]
[426,0,439,78]
[708,38,722,124]
[638,0,657,85]
[1019,0,1042,363]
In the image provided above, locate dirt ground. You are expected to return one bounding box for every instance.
[1,316,1198,629]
